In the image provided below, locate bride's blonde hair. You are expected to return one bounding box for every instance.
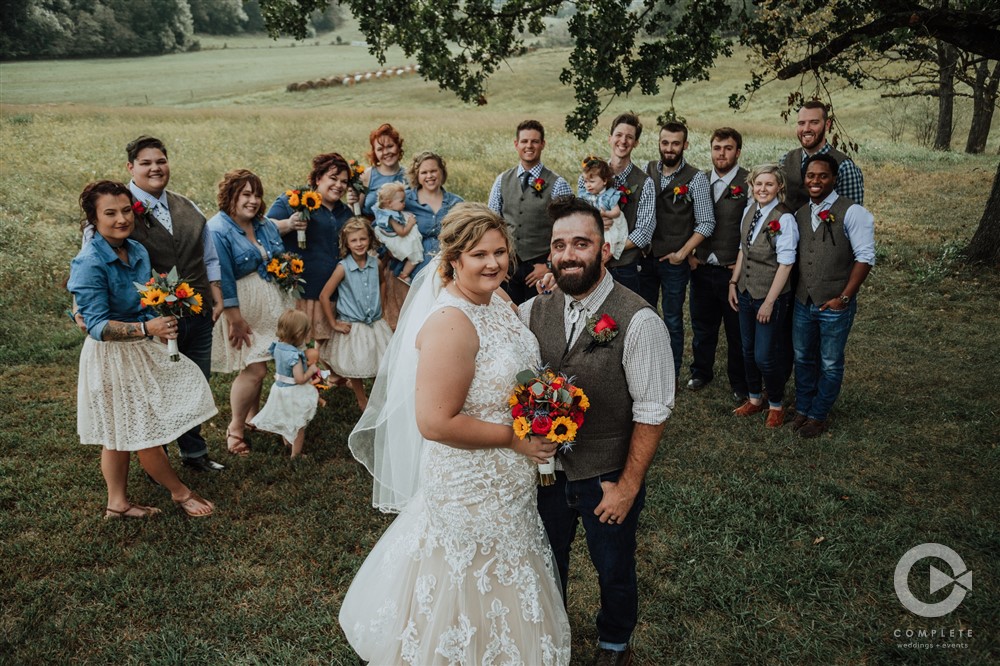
[437,203,514,282]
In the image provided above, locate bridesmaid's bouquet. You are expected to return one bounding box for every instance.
[134,267,204,361]
[346,159,367,216]
[285,187,322,249]
[509,366,590,486]
[265,251,306,297]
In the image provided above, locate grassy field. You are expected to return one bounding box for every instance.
[1,32,999,665]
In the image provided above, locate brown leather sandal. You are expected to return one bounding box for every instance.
[104,504,161,520]
[226,429,251,456]
[173,491,214,518]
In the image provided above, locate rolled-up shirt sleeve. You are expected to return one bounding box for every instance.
[202,225,221,282]
[487,175,504,215]
[69,255,112,341]
[622,309,674,424]
[844,203,876,265]
[211,230,240,308]
[775,212,799,265]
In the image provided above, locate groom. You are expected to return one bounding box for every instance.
[519,197,674,666]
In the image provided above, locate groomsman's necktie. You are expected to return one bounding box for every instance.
[521,171,532,192]
[746,207,762,245]
[150,201,172,234]
[810,202,821,232]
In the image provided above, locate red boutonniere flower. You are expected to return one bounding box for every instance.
[132,199,154,227]
[617,184,631,206]
[584,313,619,352]
[816,208,838,244]
[766,219,782,237]
[672,184,691,204]
[729,185,745,199]
[532,177,547,196]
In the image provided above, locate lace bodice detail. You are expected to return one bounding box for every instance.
[436,289,541,424]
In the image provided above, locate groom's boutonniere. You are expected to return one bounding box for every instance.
[817,209,837,245]
[584,313,619,353]
[728,185,745,200]
[531,177,547,197]
[672,183,691,204]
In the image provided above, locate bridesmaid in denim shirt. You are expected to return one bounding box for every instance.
[69,180,217,520]
[404,151,464,278]
[208,169,295,456]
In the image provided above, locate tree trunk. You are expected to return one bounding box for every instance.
[964,60,999,154]
[964,162,1000,265]
[934,41,957,150]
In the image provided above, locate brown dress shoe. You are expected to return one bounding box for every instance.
[766,407,785,428]
[798,418,829,438]
[733,400,766,417]
[594,646,633,666]
[790,413,808,431]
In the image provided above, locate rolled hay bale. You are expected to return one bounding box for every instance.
[395,68,405,76]
[375,70,383,79]
[344,76,355,87]
[354,73,363,83]
[303,80,317,90]
[364,72,372,81]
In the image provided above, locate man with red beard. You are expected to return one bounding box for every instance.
[780,100,865,212]
[519,197,673,666]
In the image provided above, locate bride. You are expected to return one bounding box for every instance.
[339,203,571,664]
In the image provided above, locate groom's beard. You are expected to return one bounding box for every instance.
[553,257,602,296]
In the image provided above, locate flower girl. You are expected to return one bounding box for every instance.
[250,309,319,457]
[319,218,393,411]
[578,156,628,260]
[371,182,423,284]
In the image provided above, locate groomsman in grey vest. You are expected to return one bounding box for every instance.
[792,154,875,438]
[687,128,749,400]
[780,100,865,212]
[488,119,572,304]
[645,121,716,380]
[520,197,673,666]
[576,113,657,304]
[124,136,226,470]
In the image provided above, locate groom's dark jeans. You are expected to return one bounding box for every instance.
[538,468,646,649]
[173,314,213,460]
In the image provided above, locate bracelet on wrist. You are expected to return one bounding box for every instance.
[140,321,150,338]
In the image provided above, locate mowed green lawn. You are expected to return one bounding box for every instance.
[1,32,998,665]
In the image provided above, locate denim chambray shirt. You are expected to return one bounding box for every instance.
[207,211,287,308]
[68,235,154,341]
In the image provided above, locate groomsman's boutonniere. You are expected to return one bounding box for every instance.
[617,184,631,206]
[584,313,619,353]
[817,209,837,245]
[728,185,746,200]
[132,200,154,227]
[765,219,782,246]
[672,184,691,204]
[531,177,547,197]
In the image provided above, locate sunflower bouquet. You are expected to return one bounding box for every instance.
[264,251,306,297]
[346,159,367,216]
[285,187,322,249]
[133,266,204,361]
[509,366,589,486]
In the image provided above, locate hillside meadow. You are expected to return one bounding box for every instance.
[1,33,998,665]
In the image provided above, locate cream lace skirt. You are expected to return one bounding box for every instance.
[77,337,218,451]
[212,275,294,373]
[323,319,392,379]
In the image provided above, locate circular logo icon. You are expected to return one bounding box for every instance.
[894,543,972,618]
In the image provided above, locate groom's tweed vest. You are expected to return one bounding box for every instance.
[794,195,856,305]
[529,281,651,481]
[130,190,213,314]
[645,161,699,256]
[695,166,748,266]
[500,165,558,261]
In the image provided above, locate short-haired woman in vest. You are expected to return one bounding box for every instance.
[69,181,217,519]
[728,165,800,427]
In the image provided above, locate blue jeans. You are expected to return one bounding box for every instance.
[655,259,690,377]
[690,264,747,392]
[538,469,646,649]
[738,290,791,406]
[174,314,213,459]
[792,298,858,421]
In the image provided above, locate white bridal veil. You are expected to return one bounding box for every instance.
[348,257,444,513]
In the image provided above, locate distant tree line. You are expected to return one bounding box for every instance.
[0,0,341,59]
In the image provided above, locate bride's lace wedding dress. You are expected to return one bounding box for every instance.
[339,289,571,665]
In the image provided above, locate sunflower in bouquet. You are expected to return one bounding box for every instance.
[346,159,367,216]
[134,267,203,361]
[285,187,322,249]
[265,252,306,297]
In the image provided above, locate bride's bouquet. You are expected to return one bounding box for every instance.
[134,267,204,361]
[509,366,589,486]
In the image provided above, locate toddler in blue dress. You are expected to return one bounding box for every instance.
[372,182,424,284]
[250,309,319,457]
[578,156,628,260]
